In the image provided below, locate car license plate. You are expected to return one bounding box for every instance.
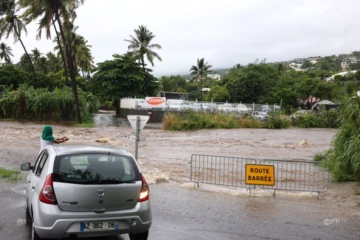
[80,221,119,231]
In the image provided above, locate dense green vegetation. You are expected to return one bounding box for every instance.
[163,111,262,130]
[317,97,360,182]
[0,85,99,121]
[163,109,340,131]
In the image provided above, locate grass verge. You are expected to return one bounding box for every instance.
[0,167,22,182]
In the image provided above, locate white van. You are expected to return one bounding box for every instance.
[135,99,147,109]
[166,99,191,111]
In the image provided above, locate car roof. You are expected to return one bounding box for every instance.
[51,144,133,157]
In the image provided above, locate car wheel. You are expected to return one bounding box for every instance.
[129,231,149,240]
[25,201,31,224]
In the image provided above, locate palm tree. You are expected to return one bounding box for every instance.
[125,25,162,96]
[190,58,212,101]
[53,26,94,78]
[0,0,36,84]
[31,48,41,69]
[277,63,285,73]
[46,52,62,73]
[0,42,13,64]
[19,0,85,123]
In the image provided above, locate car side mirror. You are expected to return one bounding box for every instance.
[20,162,32,171]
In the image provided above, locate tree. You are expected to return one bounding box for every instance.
[20,0,85,123]
[276,63,286,73]
[46,52,62,73]
[295,76,334,108]
[207,85,230,102]
[224,64,278,103]
[262,72,300,108]
[301,60,312,69]
[125,25,162,96]
[0,64,30,88]
[0,42,13,63]
[90,54,155,111]
[0,0,36,84]
[316,56,341,72]
[190,58,212,101]
[159,75,187,92]
[54,24,94,78]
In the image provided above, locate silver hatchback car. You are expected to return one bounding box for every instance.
[21,144,151,240]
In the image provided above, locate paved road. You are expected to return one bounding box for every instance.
[1,182,359,240]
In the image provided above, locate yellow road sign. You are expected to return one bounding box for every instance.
[245,164,275,186]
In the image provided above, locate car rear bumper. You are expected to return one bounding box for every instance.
[33,201,151,239]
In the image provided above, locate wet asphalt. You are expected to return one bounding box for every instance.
[0,181,359,240]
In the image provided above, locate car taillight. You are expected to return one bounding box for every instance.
[139,174,150,202]
[39,174,57,205]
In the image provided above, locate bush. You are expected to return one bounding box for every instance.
[0,84,99,122]
[162,111,262,131]
[319,97,360,182]
[265,112,290,129]
[237,116,264,128]
[295,114,326,128]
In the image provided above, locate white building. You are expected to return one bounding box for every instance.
[341,57,359,71]
[207,74,221,81]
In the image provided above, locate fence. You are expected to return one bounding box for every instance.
[258,159,329,192]
[120,97,281,114]
[190,154,329,193]
[190,154,257,189]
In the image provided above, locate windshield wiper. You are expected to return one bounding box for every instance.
[94,179,136,184]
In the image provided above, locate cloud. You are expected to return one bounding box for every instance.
[2,0,360,77]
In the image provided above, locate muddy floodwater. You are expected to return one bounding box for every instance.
[0,113,359,223]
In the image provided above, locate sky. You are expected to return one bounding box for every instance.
[2,0,360,77]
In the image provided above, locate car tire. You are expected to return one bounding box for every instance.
[129,231,149,240]
[25,201,31,224]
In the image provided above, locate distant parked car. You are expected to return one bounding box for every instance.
[21,144,151,240]
[252,111,268,120]
[290,110,311,120]
[234,104,250,114]
[202,103,217,112]
[219,103,233,113]
[261,105,272,112]
[190,103,204,111]
[166,99,191,111]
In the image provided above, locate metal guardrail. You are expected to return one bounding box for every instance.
[190,154,257,189]
[258,159,329,193]
[190,155,329,193]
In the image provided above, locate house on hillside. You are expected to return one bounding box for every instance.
[289,62,304,71]
[341,57,360,71]
[207,73,221,81]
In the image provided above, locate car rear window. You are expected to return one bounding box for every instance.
[52,153,141,184]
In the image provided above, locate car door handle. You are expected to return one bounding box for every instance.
[31,186,35,189]
[28,181,31,183]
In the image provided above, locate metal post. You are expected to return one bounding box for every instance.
[135,116,140,161]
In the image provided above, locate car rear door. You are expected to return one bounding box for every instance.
[28,150,49,207]
[52,153,142,212]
